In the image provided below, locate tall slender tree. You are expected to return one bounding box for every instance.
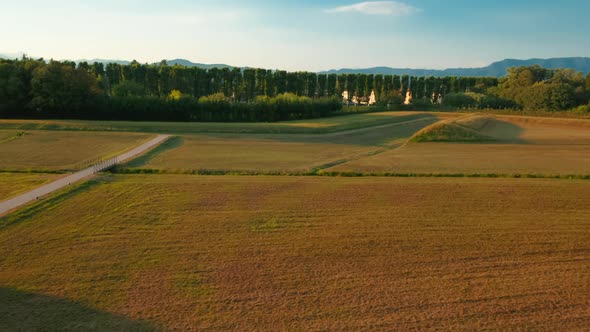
[373,75,383,101]
[274,70,287,95]
[327,74,337,96]
[242,68,256,101]
[318,74,327,97]
[307,72,318,97]
[337,74,347,98]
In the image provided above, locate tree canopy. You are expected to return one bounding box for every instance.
[0,58,588,122]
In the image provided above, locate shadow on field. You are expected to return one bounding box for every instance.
[124,136,184,168]
[0,288,154,331]
[480,119,526,143]
[0,180,103,231]
[293,114,441,146]
[202,113,442,147]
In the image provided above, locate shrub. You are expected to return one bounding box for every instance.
[168,89,183,101]
[112,81,145,97]
[443,93,477,108]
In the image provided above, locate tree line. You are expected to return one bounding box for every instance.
[444,65,590,112]
[1,57,588,122]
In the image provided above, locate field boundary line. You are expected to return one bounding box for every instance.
[316,116,443,138]
[304,117,446,171]
[314,114,479,171]
[0,131,26,144]
[110,167,590,180]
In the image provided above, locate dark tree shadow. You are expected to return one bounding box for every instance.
[478,119,527,143]
[199,113,441,147]
[123,136,184,168]
[0,288,154,331]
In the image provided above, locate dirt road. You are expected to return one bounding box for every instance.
[0,135,170,216]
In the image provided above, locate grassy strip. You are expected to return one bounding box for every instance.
[112,167,590,180]
[112,167,317,176]
[411,123,494,143]
[311,159,352,172]
[0,131,25,144]
[0,113,435,135]
[310,148,391,173]
[459,108,590,119]
[0,179,103,229]
[409,114,495,143]
[319,172,590,180]
[0,169,69,175]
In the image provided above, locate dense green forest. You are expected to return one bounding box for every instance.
[0,58,589,122]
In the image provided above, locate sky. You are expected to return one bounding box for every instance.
[1,0,589,71]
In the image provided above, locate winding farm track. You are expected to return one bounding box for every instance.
[0,135,170,216]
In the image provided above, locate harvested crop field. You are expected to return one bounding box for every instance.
[125,135,376,172]
[1,175,588,330]
[0,130,154,171]
[0,112,459,135]
[330,115,590,175]
[124,116,444,172]
[0,173,65,200]
[491,115,590,144]
[329,143,590,175]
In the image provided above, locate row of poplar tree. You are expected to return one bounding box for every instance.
[101,60,499,102]
[0,57,501,122]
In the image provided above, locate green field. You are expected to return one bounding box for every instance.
[0,130,154,171]
[0,112,457,134]
[1,175,588,330]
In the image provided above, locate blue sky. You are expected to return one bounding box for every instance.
[1,0,589,71]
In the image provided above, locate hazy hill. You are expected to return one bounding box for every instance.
[165,59,234,69]
[76,58,233,69]
[75,57,590,77]
[321,57,590,77]
[78,58,131,66]
[2,54,589,77]
[0,52,26,60]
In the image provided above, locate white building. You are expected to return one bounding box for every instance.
[342,90,349,103]
[404,90,413,105]
[368,90,377,105]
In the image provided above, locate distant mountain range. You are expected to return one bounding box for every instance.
[165,59,234,69]
[320,58,590,77]
[0,54,235,70]
[1,53,589,77]
[77,58,132,66]
[75,58,236,69]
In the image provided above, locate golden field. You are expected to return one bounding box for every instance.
[125,115,444,172]
[1,112,589,330]
[0,130,154,171]
[329,143,590,175]
[1,175,588,330]
[329,115,590,175]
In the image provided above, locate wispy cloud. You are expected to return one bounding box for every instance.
[326,1,419,16]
